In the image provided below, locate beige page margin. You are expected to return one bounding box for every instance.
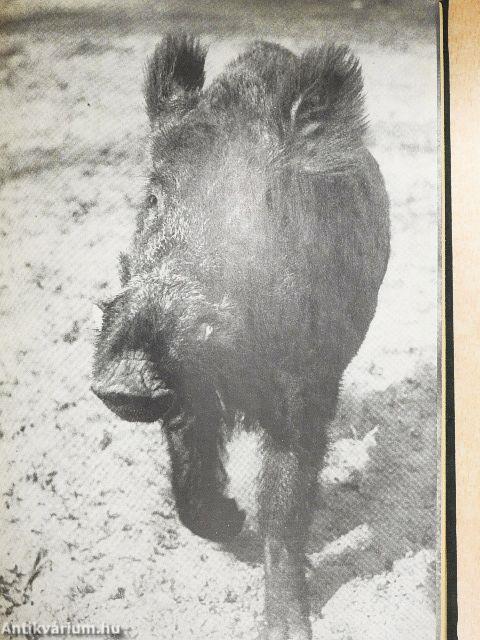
[449,0,480,639]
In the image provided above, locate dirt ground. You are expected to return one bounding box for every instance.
[0,2,439,639]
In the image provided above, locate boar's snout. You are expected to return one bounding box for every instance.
[91,350,174,423]
[91,386,174,423]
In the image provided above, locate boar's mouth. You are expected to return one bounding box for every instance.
[91,351,174,423]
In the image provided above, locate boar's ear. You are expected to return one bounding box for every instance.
[278,45,367,173]
[144,32,207,124]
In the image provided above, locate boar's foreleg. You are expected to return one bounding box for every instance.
[165,411,246,543]
[258,380,335,640]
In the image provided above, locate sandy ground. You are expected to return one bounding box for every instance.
[0,2,439,639]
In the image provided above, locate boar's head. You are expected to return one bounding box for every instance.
[92,33,373,428]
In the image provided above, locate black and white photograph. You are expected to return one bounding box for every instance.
[0,1,442,639]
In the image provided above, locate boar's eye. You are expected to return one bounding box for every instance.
[146,194,158,208]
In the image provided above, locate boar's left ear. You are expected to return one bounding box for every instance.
[144,32,207,124]
[277,45,367,173]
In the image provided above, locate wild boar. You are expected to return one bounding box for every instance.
[92,32,390,640]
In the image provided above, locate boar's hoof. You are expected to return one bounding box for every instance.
[180,495,246,542]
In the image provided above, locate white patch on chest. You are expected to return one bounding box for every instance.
[224,428,264,530]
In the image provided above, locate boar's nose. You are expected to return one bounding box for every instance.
[91,352,174,423]
[91,386,174,423]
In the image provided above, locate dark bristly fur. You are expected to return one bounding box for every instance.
[144,32,207,123]
[92,33,390,640]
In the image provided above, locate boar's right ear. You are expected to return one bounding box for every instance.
[144,32,207,124]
